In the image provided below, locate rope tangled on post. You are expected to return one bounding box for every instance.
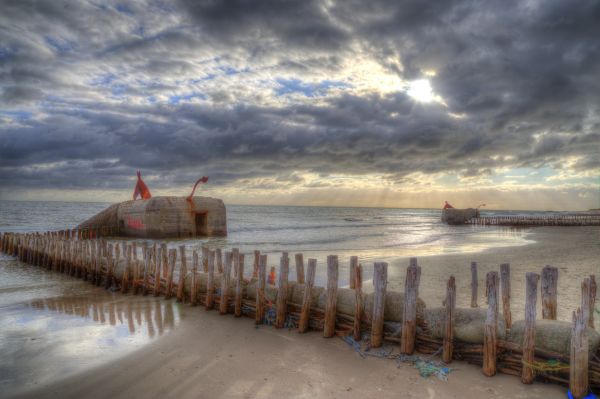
[521,358,570,372]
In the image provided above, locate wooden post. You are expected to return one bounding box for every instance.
[500,263,511,330]
[443,275,456,363]
[353,264,363,341]
[275,254,290,328]
[232,248,239,279]
[253,250,260,278]
[570,308,589,399]
[216,248,223,274]
[470,261,478,307]
[255,254,267,324]
[121,244,131,293]
[142,248,151,295]
[589,275,597,329]
[581,277,591,327]
[219,252,232,314]
[349,256,358,289]
[522,272,540,384]
[161,243,168,277]
[177,246,187,302]
[401,258,421,354]
[371,262,387,347]
[190,250,198,306]
[299,258,316,333]
[154,246,162,297]
[541,265,558,320]
[295,253,305,284]
[206,250,215,310]
[483,271,499,377]
[323,255,339,338]
[165,249,177,299]
[235,254,245,317]
[201,246,209,273]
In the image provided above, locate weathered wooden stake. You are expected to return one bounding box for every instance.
[253,250,260,278]
[443,275,456,363]
[353,264,363,341]
[299,258,316,333]
[500,263,511,330]
[190,250,198,306]
[371,262,387,347]
[232,248,239,278]
[201,246,209,273]
[589,275,597,329]
[522,272,540,384]
[216,248,223,274]
[570,308,589,399]
[471,261,478,307]
[165,249,177,300]
[275,254,290,328]
[176,246,187,302]
[219,252,232,314]
[541,265,558,320]
[205,250,216,310]
[349,256,358,289]
[255,254,267,324]
[142,248,151,295]
[154,246,162,297]
[323,255,339,338]
[401,258,421,354]
[483,271,499,377]
[581,277,591,327]
[235,254,245,317]
[295,253,305,284]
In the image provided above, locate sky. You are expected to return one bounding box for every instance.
[0,0,599,210]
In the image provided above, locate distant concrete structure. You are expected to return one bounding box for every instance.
[77,196,227,238]
[441,208,479,225]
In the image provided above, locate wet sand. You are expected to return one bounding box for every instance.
[4,226,599,398]
[13,307,565,399]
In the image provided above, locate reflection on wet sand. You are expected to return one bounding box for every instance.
[27,294,179,336]
[1,291,183,397]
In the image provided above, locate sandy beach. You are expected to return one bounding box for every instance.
[5,225,597,399]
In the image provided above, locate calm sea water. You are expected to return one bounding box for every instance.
[0,200,537,286]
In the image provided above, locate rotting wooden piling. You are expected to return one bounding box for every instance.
[353,264,363,342]
[570,308,589,399]
[371,262,387,348]
[299,258,316,333]
[401,258,421,354]
[219,252,232,315]
[471,261,478,308]
[275,253,289,328]
[323,255,339,338]
[177,245,187,303]
[190,249,198,306]
[349,256,358,290]
[500,263,511,331]
[295,253,305,284]
[483,271,499,377]
[589,275,597,329]
[522,272,540,384]
[206,250,215,310]
[541,265,558,320]
[443,275,456,363]
[235,253,245,317]
[256,254,267,324]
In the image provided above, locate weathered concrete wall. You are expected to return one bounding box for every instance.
[77,196,227,238]
[441,208,479,225]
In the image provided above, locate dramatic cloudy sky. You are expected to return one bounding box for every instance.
[1,0,599,210]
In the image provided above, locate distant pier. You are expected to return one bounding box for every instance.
[467,214,600,227]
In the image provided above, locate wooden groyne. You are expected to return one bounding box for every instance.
[468,215,600,227]
[1,230,599,398]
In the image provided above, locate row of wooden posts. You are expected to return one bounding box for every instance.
[468,215,600,226]
[0,230,598,398]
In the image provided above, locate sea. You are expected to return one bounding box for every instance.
[0,200,590,396]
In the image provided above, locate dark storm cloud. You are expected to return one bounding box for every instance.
[0,0,598,194]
